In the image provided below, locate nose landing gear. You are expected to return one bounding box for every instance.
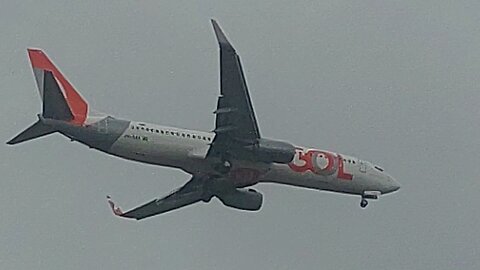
[360,191,381,208]
[360,199,368,208]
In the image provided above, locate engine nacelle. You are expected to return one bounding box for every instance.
[246,138,296,164]
[217,188,263,211]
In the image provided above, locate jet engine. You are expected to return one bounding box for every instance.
[216,188,263,211]
[245,138,296,164]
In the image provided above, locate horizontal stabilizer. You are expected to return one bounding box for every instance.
[7,119,55,145]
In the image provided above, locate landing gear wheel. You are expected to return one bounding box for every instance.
[201,186,214,202]
[215,159,232,174]
[360,199,368,208]
[202,194,213,203]
[223,160,232,169]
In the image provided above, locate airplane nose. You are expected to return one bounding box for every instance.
[385,175,401,193]
[391,180,401,192]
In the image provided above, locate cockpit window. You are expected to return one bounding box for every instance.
[374,166,384,172]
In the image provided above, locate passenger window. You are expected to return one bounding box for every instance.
[187,134,191,138]
[192,135,196,139]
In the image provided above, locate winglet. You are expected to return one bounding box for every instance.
[211,19,234,50]
[106,195,124,216]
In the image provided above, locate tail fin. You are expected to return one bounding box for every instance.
[7,49,90,145]
[28,48,88,124]
[7,117,55,145]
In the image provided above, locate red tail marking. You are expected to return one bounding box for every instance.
[28,49,88,125]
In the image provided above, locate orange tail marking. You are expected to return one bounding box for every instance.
[28,49,88,125]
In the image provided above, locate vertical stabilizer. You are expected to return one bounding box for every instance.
[28,48,88,125]
[42,71,74,121]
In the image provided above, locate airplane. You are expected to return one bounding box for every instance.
[8,20,400,220]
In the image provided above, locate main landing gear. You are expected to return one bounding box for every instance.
[202,191,214,203]
[214,159,232,174]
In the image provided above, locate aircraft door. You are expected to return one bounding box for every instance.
[359,160,367,173]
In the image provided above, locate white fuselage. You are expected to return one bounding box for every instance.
[108,121,400,197]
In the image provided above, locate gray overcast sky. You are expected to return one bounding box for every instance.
[1,1,479,269]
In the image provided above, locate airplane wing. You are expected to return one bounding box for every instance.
[107,175,206,220]
[209,20,261,157]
